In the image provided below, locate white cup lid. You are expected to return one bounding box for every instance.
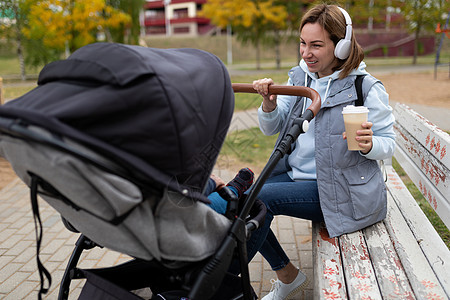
[342,105,369,114]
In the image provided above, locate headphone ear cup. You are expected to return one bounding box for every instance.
[334,39,351,60]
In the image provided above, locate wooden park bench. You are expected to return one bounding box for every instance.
[312,103,450,299]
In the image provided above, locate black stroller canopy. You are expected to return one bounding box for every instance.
[0,43,235,201]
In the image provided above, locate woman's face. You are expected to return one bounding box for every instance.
[300,22,339,78]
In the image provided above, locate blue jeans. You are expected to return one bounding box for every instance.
[207,173,323,272]
[206,180,237,214]
[246,173,323,271]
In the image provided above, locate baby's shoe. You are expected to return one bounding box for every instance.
[226,168,254,198]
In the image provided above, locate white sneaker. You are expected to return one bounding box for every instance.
[262,269,308,300]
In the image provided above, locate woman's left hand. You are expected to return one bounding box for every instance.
[343,122,373,154]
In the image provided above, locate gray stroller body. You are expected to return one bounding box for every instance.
[0,42,263,299]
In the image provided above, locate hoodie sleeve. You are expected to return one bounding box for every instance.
[257,78,295,136]
[360,81,396,160]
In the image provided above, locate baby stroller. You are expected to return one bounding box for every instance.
[0,43,320,299]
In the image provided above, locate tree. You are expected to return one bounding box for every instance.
[399,0,449,64]
[201,0,287,69]
[21,0,131,66]
[108,0,144,45]
[262,0,303,69]
[0,0,29,79]
[274,0,316,66]
[348,0,389,30]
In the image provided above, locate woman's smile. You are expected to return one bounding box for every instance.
[300,22,338,78]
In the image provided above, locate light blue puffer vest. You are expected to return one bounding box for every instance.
[272,66,387,237]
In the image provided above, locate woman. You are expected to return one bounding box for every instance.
[250,4,396,299]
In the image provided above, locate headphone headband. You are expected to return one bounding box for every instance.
[337,7,352,41]
[337,7,352,26]
[334,6,353,59]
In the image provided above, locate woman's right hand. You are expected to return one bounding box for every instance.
[253,78,277,112]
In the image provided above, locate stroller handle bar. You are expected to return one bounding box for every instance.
[231,83,321,117]
[231,83,322,231]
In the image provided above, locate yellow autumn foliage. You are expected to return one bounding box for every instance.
[22,0,130,51]
[200,0,287,29]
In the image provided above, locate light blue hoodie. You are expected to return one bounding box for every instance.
[258,60,395,180]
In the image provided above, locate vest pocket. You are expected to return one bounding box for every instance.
[341,160,386,220]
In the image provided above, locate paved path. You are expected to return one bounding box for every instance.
[0,178,312,299]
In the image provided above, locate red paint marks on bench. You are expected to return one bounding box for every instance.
[441,145,447,160]
[422,280,446,300]
[322,289,341,299]
[399,130,447,186]
[324,261,339,277]
[426,134,447,161]
[322,259,344,299]
[359,235,370,261]
[387,275,415,299]
[388,172,405,189]
[419,181,438,210]
[320,226,337,247]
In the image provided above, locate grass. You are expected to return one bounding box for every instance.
[2,85,36,101]
[0,56,24,76]
[233,93,261,111]
[143,35,300,65]
[0,55,42,76]
[232,72,289,111]
[232,72,295,111]
[218,127,277,171]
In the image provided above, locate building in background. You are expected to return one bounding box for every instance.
[142,0,215,36]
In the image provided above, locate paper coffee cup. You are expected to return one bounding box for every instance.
[342,105,369,151]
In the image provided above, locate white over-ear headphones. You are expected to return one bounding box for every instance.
[334,7,352,60]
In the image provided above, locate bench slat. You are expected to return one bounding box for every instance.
[394,121,450,198]
[394,142,450,229]
[312,223,347,300]
[386,165,450,297]
[363,222,415,299]
[384,185,448,298]
[394,119,450,205]
[339,231,382,299]
[393,104,450,230]
[394,103,450,169]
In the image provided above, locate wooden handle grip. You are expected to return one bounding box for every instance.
[232,83,321,117]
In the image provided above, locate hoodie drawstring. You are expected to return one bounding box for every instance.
[303,73,333,112]
[302,73,308,113]
[323,77,332,104]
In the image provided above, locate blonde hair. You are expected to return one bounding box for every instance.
[300,4,364,79]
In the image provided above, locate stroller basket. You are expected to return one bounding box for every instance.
[0,43,320,300]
